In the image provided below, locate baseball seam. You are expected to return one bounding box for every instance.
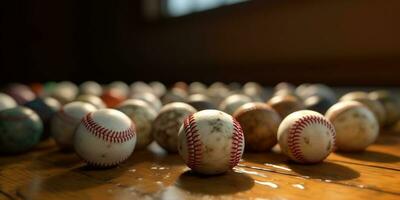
[183,114,202,169]
[82,113,136,143]
[82,152,133,167]
[288,115,335,163]
[230,119,244,168]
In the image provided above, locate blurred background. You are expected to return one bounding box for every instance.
[1,0,400,85]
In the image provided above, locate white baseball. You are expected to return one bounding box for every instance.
[277,110,336,164]
[51,81,79,104]
[0,93,17,111]
[51,101,97,149]
[325,101,379,152]
[116,99,157,150]
[74,109,136,167]
[178,110,245,175]
[79,81,103,96]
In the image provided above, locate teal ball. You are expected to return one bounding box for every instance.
[0,106,43,154]
[25,97,61,139]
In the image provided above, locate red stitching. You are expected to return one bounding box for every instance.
[287,115,335,163]
[229,119,244,168]
[183,114,202,169]
[76,149,132,167]
[81,113,136,143]
[84,155,132,167]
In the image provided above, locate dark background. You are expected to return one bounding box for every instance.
[1,0,400,85]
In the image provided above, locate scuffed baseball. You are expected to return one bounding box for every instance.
[233,103,281,152]
[117,99,157,150]
[340,91,386,127]
[74,109,136,167]
[130,92,162,112]
[267,94,305,118]
[325,101,379,152]
[152,102,197,152]
[178,110,245,175]
[277,110,335,163]
[51,101,97,149]
[369,90,400,127]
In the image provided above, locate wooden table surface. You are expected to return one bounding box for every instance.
[1,130,400,200]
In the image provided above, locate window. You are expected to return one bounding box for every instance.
[166,0,247,17]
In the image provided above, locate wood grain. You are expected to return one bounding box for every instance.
[0,132,399,200]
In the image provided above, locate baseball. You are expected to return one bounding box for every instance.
[207,82,230,105]
[243,82,267,101]
[189,82,207,95]
[0,93,17,111]
[130,81,154,95]
[277,110,335,163]
[25,97,61,139]
[4,83,36,105]
[130,92,162,112]
[369,90,400,127]
[74,109,136,167]
[325,101,379,152]
[51,81,79,105]
[161,88,187,105]
[79,81,103,96]
[0,106,43,154]
[340,91,386,127]
[101,88,126,108]
[267,94,305,118]
[108,81,130,98]
[51,101,97,149]
[304,95,335,114]
[149,81,166,98]
[219,94,252,115]
[116,99,157,150]
[178,109,245,175]
[233,102,281,152]
[152,102,197,152]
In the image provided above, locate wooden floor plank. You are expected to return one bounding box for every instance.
[0,134,399,199]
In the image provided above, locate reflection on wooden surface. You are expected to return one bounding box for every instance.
[0,132,399,199]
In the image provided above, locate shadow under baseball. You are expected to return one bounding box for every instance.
[287,161,360,181]
[176,170,254,195]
